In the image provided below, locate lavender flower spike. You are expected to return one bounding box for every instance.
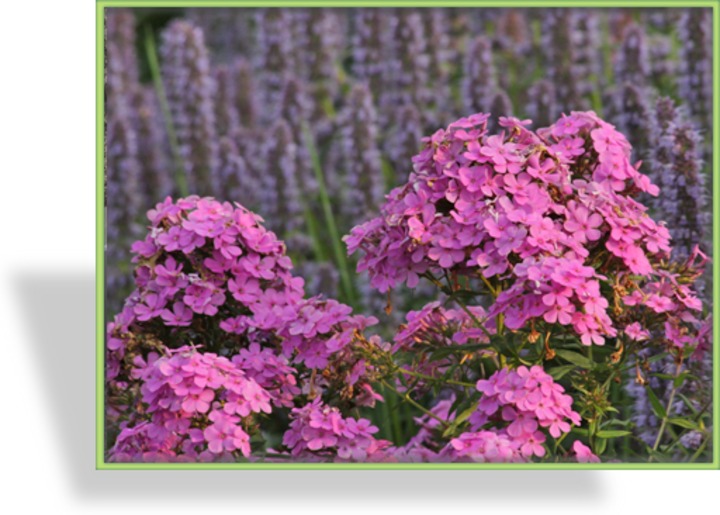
[160,20,220,197]
[461,35,497,115]
[677,9,713,133]
[338,84,385,227]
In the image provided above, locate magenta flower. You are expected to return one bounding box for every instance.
[564,203,603,242]
[134,293,167,321]
[624,322,650,341]
[572,441,600,463]
[543,302,575,325]
[160,301,193,326]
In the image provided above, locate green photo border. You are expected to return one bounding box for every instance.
[96,0,720,470]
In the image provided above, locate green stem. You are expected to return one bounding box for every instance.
[689,436,710,462]
[397,367,476,389]
[386,387,403,445]
[303,124,356,307]
[381,380,449,429]
[451,298,494,342]
[301,203,327,262]
[143,25,188,197]
[377,383,394,442]
[650,361,684,458]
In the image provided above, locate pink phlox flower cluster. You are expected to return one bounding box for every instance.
[447,431,524,463]
[110,346,277,462]
[231,342,300,408]
[108,196,383,412]
[108,196,303,382]
[468,366,581,459]
[346,112,677,348]
[282,399,392,462]
[279,297,377,369]
[622,266,704,350]
[290,331,387,409]
[108,421,183,463]
[390,365,581,463]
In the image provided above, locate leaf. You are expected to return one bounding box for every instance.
[674,372,693,389]
[646,446,669,462]
[667,418,699,430]
[595,437,608,455]
[676,393,700,416]
[646,354,668,364]
[596,430,632,438]
[429,343,488,362]
[547,364,575,380]
[645,386,667,419]
[606,418,633,428]
[652,373,675,381]
[572,427,589,437]
[454,402,479,426]
[442,401,479,438]
[555,349,594,369]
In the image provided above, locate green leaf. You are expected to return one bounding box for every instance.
[652,373,675,381]
[547,364,576,380]
[606,418,633,428]
[667,418,699,430]
[454,402,479,426]
[555,349,594,369]
[646,354,668,364]
[442,402,478,438]
[595,437,608,455]
[429,343,488,361]
[646,446,669,462]
[572,427,589,437]
[674,372,693,389]
[645,386,667,419]
[676,393,700,416]
[596,430,632,438]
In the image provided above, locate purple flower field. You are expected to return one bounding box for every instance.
[104,7,713,464]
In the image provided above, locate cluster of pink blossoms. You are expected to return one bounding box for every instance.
[107,197,386,462]
[465,366,582,457]
[282,399,393,462]
[386,366,582,463]
[108,196,380,397]
[110,347,274,462]
[346,111,703,349]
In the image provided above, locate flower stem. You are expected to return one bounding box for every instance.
[650,360,684,459]
[397,367,476,389]
[380,379,449,429]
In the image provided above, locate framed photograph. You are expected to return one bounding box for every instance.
[98,0,718,469]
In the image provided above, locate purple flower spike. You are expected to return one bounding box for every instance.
[160,20,219,197]
[614,23,650,87]
[337,84,385,227]
[677,9,712,133]
[461,35,497,115]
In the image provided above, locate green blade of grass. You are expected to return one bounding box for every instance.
[143,24,188,198]
[303,123,357,307]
